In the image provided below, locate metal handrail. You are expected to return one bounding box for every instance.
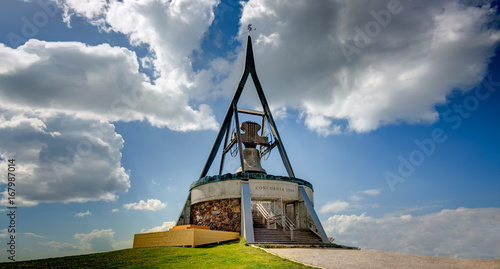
[255,201,295,240]
[255,203,272,220]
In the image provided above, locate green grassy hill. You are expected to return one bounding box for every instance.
[1,239,314,269]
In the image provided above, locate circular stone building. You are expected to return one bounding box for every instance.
[175,35,329,244]
[187,173,313,231]
[176,170,327,244]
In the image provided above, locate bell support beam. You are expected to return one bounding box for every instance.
[233,102,245,173]
[219,117,232,175]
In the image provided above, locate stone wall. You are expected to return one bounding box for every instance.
[191,198,241,232]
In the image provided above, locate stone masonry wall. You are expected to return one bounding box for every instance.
[191,198,241,232]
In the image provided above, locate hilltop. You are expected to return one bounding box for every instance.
[0,238,313,269]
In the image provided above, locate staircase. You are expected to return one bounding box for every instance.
[251,204,324,245]
[253,227,323,244]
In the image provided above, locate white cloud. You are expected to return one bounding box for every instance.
[323,207,500,259]
[349,189,382,201]
[75,210,91,218]
[74,229,115,252]
[0,111,130,205]
[124,199,167,211]
[215,0,500,135]
[141,221,176,233]
[57,0,222,106]
[361,189,381,196]
[111,208,119,213]
[112,239,133,250]
[39,228,128,254]
[59,0,108,25]
[39,241,81,252]
[24,232,47,238]
[320,200,350,213]
[0,41,218,131]
[348,194,363,202]
[0,229,8,238]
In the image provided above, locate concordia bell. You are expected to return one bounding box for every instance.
[236,148,266,174]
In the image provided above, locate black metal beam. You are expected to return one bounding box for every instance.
[237,108,265,116]
[223,138,237,155]
[260,140,278,157]
[233,102,245,173]
[219,118,232,175]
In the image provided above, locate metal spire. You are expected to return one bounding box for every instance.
[199,35,295,179]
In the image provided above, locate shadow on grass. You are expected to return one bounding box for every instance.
[197,238,242,249]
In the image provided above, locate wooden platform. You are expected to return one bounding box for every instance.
[168,224,210,231]
[133,226,240,248]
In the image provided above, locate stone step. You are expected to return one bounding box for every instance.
[253,228,323,244]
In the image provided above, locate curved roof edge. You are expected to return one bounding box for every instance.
[190,173,314,191]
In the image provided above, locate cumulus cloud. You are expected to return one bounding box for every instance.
[75,210,91,218]
[124,199,167,211]
[215,0,500,134]
[141,221,176,233]
[58,0,108,26]
[74,229,115,252]
[0,41,218,131]
[57,0,221,100]
[111,208,119,213]
[323,207,500,259]
[320,200,350,213]
[0,111,130,205]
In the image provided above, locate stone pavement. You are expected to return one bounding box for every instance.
[262,248,500,269]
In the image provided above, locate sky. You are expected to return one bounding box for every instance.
[0,0,499,261]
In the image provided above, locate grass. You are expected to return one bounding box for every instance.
[1,238,315,269]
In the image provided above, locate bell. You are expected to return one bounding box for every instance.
[236,148,266,174]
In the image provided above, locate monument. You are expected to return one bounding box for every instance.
[134,33,329,248]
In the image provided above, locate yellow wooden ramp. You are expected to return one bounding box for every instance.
[133,226,240,248]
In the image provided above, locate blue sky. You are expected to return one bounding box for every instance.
[0,0,499,261]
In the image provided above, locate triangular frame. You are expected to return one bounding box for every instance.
[199,36,295,179]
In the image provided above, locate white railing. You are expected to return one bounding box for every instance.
[255,201,295,240]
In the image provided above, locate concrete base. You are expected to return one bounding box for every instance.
[133,227,240,248]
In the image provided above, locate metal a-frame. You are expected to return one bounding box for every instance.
[199,35,295,179]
